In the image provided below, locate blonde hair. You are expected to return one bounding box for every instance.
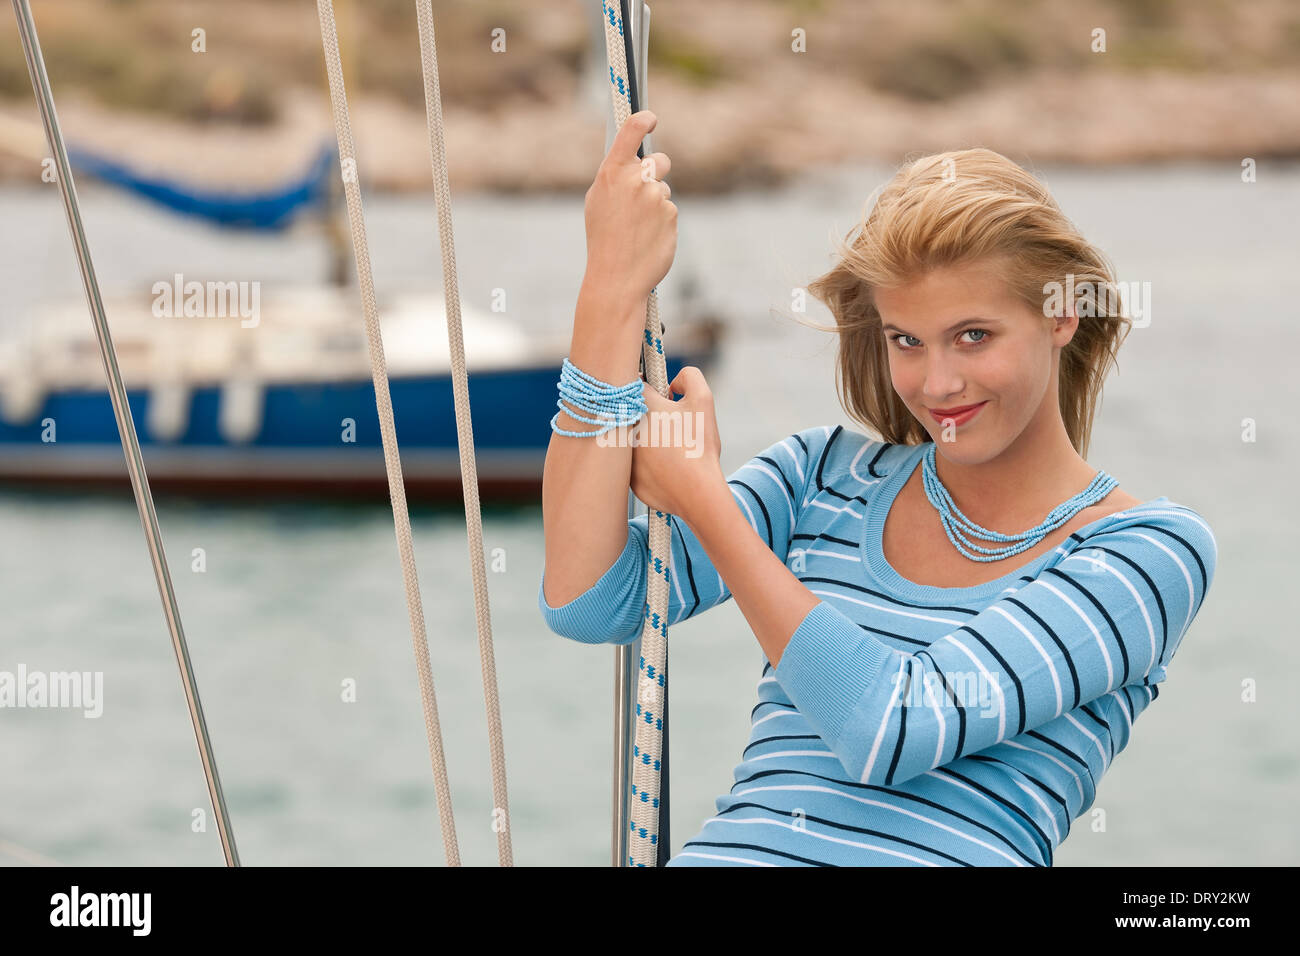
[799,147,1131,459]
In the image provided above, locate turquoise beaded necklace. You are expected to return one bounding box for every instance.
[920,442,1117,562]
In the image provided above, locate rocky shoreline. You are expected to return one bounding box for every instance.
[2,64,1295,198]
[3,0,1297,195]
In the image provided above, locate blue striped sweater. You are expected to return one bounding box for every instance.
[538,425,1217,866]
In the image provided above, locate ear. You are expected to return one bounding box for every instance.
[1051,304,1079,348]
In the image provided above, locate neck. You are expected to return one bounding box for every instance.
[931,405,1092,527]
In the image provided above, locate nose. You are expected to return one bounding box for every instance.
[922,350,965,405]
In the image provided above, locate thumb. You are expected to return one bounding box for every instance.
[611,110,656,164]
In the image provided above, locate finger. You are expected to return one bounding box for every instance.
[638,152,670,185]
[609,110,656,166]
[637,156,672,200]
[645,150,671,179]
[671,365,706,393]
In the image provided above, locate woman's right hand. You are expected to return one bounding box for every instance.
[582,110,677,309]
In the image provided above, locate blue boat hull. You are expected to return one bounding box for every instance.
[0,351,712,502]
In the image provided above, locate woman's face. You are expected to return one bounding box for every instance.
[874,257,1077,465]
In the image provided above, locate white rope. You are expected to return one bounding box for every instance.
[601,0,672,867]
[413,0,513,867]
[0,835,61,867]
[316,0,462,867]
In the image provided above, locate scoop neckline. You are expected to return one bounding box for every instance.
[860,441,1168,603]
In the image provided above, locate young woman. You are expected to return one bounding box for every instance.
[539,110,1217,866]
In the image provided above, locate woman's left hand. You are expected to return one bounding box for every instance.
[628,366,725,526]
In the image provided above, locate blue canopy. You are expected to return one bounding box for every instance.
[66,141,336,231]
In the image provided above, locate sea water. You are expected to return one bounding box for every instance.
[0,162,1296,865]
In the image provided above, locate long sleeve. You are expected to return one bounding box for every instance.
[774,504,1218,787]
[538,424,842,644]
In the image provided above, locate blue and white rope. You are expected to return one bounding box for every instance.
[601,0,672,867]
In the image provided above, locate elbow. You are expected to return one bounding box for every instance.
[537,570,640,646]
[861,756,926,788]
[536,530,647,645]
[830,717,932,789]
[537,572,598,643]
[850,750,928,789]
[845,745,891,788]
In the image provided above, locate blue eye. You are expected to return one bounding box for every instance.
[888,329,990,351]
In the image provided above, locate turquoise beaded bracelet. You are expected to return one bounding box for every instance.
[550,357,648,437]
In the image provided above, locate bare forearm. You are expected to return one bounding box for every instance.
[541,279,649,606]
[682,481,820,668]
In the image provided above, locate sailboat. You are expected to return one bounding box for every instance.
[0,60,723,503]
[2,0,678,871]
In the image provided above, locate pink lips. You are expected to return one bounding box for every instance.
[929,401,987,426]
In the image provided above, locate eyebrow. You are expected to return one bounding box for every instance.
[880,318,998,335]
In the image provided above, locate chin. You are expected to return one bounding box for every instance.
[929,441,990,466]
[916,404,1001,463]
[925,426,1007,466]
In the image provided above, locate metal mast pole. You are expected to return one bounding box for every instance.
[10,0,239,867]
